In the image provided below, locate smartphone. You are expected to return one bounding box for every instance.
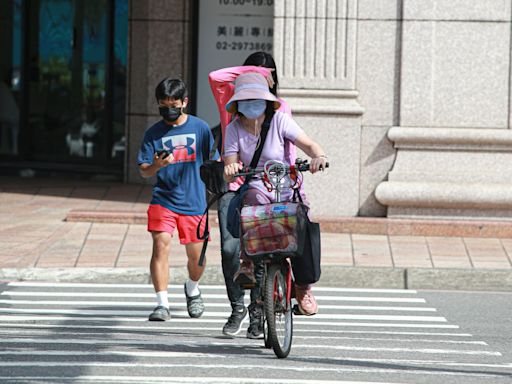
[157,150,170,159]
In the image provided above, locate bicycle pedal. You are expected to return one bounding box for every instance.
[234,274,256,289]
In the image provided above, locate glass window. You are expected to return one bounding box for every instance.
[30,0,109,161]
[0,0,128,172]
[80,0,108,159]
[111,0,128,161]
[0,0,22,155]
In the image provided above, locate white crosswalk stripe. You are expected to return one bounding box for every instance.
[0,282,510,383]
[0,378,403,384]
[0,291,427,302]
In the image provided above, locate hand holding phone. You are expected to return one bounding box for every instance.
[157,150,170,160]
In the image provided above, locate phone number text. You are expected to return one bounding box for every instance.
[216,41,273,51]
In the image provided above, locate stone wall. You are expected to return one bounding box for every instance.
[125,0,194,184]
[274,0,364,216]
[356,0,402,216]
[124,0,512,220]
[375,0,512,220]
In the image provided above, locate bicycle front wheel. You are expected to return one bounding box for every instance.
[264,263,292,358]
[263,313,272,349]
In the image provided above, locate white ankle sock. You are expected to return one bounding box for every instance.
[156,291,169,308]
[185,279,200,297]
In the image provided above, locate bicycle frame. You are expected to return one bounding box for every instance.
[235,159,328,357]
[235,159,310,358]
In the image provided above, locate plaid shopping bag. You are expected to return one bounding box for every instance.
[240,202,307,257]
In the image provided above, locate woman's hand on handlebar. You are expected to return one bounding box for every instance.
[224,162,243,182]
[309,155,328,174]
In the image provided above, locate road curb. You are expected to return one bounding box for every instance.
[405,268,512,291]
[1,266,511,291]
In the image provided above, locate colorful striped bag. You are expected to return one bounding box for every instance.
[240,202,308,257]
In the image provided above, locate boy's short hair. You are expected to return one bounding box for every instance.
[155,78,188,102]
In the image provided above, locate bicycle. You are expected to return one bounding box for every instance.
[233,158,327,358]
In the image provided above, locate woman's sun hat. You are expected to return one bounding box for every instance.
[225,72,281,113]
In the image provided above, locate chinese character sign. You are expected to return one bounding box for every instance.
[196,0,274,126]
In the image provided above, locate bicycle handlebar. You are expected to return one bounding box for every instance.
[233,160,329,178]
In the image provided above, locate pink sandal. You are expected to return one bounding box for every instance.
[295,285,318,316]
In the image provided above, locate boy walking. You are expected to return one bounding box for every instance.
[138,78,217,321]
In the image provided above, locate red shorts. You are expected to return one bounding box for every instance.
[147,204,208,245]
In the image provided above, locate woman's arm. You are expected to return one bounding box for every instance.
[294,132,328,174]
[223,154,242,182]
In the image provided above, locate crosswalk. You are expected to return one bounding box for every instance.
[0,282,510,383]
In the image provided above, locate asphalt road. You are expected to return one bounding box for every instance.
[0,282,510,384]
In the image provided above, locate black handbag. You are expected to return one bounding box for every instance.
[291,190,321,285]
[292,219,321,285]
[200,124,227,196]
[226,183,249,238]
[197,125,227,267]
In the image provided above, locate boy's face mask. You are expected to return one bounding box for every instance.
[159,106,182,123]
[238,99,266,119]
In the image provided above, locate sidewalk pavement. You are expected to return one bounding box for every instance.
[0,176,511,291]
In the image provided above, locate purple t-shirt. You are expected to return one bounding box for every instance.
[224,111,304,201]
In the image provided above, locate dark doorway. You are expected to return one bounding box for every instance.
[0,0,128,177]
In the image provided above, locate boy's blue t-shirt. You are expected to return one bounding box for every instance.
[137,115,218,215]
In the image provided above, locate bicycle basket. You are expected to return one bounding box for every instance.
[240,202,308,257]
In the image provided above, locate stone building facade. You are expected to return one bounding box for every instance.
[126,0,512,220]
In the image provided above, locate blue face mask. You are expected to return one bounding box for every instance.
[238,99,266,119]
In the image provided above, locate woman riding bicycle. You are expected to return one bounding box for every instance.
[223,72,328,316]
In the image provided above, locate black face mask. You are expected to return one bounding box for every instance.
[159,106,182,123]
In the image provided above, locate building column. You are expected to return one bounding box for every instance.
[375,0,512,220]
[125,0,194,184]
[273,0,364,216]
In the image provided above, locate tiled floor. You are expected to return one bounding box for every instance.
[0,177,511,270]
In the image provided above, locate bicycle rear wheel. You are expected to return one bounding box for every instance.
[264,263,292,358]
